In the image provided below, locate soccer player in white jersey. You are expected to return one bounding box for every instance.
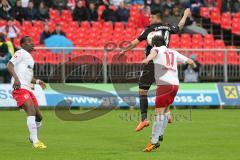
[142,35,196,152]
[7,36,47,149]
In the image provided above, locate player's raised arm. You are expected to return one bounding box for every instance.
[143,48,158,64]
[7,61,21,89]
[175,50,197,68]
[186,58,197,69]
[178,8,191,31]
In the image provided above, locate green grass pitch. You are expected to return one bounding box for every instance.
[0,109,239,160]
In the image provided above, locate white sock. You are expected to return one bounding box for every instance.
[160,111,170,136]
[151,114,165,144]
[27,116,39,144]
[36,121,42,131]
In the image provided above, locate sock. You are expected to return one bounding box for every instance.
[160,111,170,136]
[36,121,42,131]
[140,95,148,121]
[27,116,38,144]
[151,114,165,144]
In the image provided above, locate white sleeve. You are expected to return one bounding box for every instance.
[150,47,160,54]
[176,51,188,63]
[9,51,24,65]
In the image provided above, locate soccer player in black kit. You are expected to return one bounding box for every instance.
[119,8,191,131]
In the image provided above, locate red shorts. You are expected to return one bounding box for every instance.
[155,85,179,108]
[12,88,38,108]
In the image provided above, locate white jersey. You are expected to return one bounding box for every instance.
[10,49,34,91]
[152,46,188,85]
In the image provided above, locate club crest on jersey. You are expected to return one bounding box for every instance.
[24,94,30,99]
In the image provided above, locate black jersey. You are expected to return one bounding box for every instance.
[137,23,179,56]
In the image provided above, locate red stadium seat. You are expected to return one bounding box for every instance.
[132,51,144,63]
[91,21,102,28]
[81,21,91,28]
[192,34,203,57]
[90,27,101,35]
[202,51,214,64]
[204,34,214,41]
[0,20,6,26]
[232,22,240,35]
[114,22,125,30]
[211,7,220,13]
[221,12,231,30]
[180,34,191,48]
[50,9,59,16]
[34,51,48,64]
[200,7,210,18]
[169,34,180,48]
[61,10,71,17]
[211,11,221,24]
[204,39,214,48]
[125,22,137,29]
[102,22,113,30]
[69,21,79,28]
[214,40,225,64]
[192,34,203,48]
[33,21,43,28]
[233,12,240,19]
[215,40,225,48]
[227,46,238,64]
[22,21,33,28]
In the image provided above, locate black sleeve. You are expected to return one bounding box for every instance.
[137,27,151,42]
[183,63,189,70]
[193,61,201,72]
[167,24,179,33]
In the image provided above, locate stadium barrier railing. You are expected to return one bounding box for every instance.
[33,47,240,83]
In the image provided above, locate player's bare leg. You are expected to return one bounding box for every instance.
[144,107,165,152]
[136,89,150,132]
[22,100,46,149]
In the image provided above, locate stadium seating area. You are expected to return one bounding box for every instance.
[0,3,239,66]
[200,7,240,35]
[0,6,237,66]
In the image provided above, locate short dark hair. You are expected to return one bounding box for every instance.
[152,35,166,47]
[20,36,31,45]
[151,9,162,18]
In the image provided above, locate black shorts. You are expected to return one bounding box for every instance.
[139,62,155,90]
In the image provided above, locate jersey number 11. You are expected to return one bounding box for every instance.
[164,51,174,67]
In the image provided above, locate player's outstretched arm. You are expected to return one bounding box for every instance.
[7,62,21,89]
[178,8,191,31]
[31,78,46,90]
[142,49,158,64]
[187,58,197,69]
[119,39,140,58]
